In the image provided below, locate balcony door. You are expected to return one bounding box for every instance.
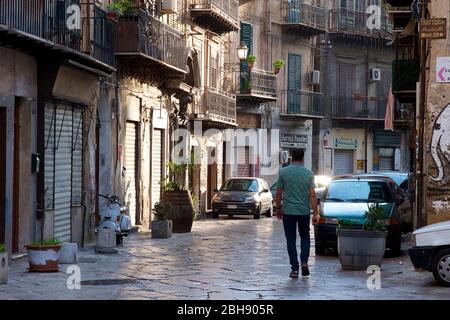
[287,53,302,114]
[340,0,355,30]
[240,22,253,93]
[288,0,301,24]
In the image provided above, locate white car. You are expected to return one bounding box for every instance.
[409,221,450,287]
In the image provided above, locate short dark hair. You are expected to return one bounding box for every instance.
[292,149,305,162]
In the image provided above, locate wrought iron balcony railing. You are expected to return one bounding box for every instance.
[0,0,115,67]
[329,8,392,38]
[114,9,186,73]
[331,96,387,120]
[193,88,237,126]
[280,90,324,118]
[190,0,239,34]
[237,69,278,100]
[281,0,327,34]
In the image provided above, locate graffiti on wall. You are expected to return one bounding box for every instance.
[430,104,450,183]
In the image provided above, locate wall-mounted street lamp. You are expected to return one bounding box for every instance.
[237,43,249,61]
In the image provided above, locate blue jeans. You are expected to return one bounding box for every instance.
[283,214,311,271]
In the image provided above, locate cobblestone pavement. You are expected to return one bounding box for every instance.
[1,217,448,300]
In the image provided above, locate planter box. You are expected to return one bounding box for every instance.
[151,220,173,239]
[163,191,194,233]
[0,252,8,284]
[337,229,387,270]
[25,244,61,272]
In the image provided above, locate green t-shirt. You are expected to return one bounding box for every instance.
[276,164,315,216]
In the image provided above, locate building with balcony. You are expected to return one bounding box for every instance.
[0,0,116,253]
[281,0,327,36]
[189,0,239,35]
[316,0,410,177]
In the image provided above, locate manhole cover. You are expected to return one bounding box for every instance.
[81,279,139,286]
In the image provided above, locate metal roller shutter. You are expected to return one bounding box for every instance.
[125,122,138,226]
[54,106,73,243]
[44,104,55,210]
[334,149,354,176]
[152,129,163,208]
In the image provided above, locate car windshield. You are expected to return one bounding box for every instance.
[221,179,259,192]
[325,180,393,203]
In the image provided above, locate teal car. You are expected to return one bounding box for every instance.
[314,177,403,256]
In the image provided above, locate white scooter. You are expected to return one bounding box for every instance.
[96,194,132,246]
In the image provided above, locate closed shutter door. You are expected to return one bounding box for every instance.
[334,149,354,176]
[125,122,138,226]
[44,104,55,211]
[379,156,395,171]
[287,53,302,113]
[237,147,250,177]
[240,22,253,93]
[152,129,163,207]
[54,106,73,243]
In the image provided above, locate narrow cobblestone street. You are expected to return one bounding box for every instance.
[1,217,447,300]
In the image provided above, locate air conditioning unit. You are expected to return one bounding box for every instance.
[280,151,290,165]
[369,68,382,81]
[309,70,321,85]
[161,0,177,14]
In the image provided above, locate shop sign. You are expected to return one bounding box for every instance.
[281,133,308,149]
[334,137,358,149]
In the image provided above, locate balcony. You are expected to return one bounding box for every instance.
[394,102,414,129]
[190,0,239,35]
[191,88,237,128]
[331,96,387,121]
[281,0,327,36]
[236,69,278,103]
[0,0,115,72]
[279,90,324,119]
[114,9,186,83]
[329,8,392,40]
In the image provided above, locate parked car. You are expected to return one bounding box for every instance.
[212,178,273,219]
[362,172,413,232]
[314,177,403,256]
[409,221,450,287]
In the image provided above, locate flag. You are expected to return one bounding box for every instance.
[385,85,394,131]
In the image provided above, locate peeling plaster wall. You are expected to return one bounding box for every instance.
[424,0,450,224]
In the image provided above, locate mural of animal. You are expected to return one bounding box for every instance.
[430,104,450,183]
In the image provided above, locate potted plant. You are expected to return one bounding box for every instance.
[273,59,285,74]
[247,55,256,70]
[161,160,195,233]
[0,244,7,284]
[337,203,388,270]
[25,238,62,272]
[106,0,132,22]
[151,202,173,239]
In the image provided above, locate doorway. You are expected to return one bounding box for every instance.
[207,147,217,211]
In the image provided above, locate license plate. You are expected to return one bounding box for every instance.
[227,205,238,209]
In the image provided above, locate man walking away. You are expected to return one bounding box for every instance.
[275,149,320,278]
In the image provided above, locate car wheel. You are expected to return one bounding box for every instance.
[254,204,261,220]
[265,205,273,218]
[432,249,450,287]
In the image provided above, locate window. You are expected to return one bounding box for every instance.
[325,181,393,203]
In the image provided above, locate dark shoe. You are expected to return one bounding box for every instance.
[301,265,310,277]
[289,270,299,278]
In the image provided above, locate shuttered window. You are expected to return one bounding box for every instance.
[240,22,253,93]
[125,122,139,226]
[334,149,354,176]
[210,49,218,89]
[152,129,163,208]
[287,53,302,113]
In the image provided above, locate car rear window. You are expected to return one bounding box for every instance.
[325,180,393,203]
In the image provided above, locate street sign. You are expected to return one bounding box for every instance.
[419,18,447,39]
[281,133,308,149]
[436,57,450,83]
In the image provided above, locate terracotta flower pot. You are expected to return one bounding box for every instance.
[274,67,280,75]
[25,244,62,272]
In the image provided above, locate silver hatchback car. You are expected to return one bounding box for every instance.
[212,178,273,219]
